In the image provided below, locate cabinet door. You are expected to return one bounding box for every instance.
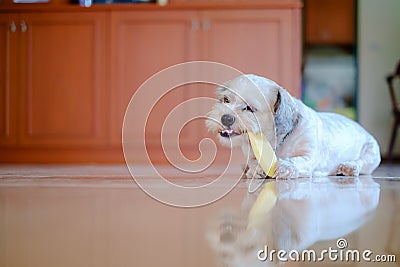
[0,15,18,145]
[305,0,355,45]
[202,10,301,97]
[110,11,199,156]
[19,12,108,146]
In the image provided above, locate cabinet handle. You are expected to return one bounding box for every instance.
[191,19,200,31]
[10,21,17,33]
[20,20,27,33]
[202,19,210,31]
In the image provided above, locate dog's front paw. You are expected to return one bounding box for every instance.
[245,161,266,179]
[336,161,360,176]
[273,160,299,179]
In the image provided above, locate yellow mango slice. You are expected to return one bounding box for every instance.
[248,131,277,177]
[247,182,277,229]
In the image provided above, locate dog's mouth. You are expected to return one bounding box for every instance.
[219,128,242,138]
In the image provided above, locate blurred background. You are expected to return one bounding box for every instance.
[303,0,400,163]
[1,0,400,163]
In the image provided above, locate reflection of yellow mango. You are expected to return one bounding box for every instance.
[248,182,277,229]
[248,131,277,177]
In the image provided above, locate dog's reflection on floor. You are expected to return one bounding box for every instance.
[207,177,380,267]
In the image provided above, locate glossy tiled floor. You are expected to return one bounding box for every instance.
[0,164,399,267]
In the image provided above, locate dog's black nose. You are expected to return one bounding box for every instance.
[221,114,235,127]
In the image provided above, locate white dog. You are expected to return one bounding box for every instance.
[206,74,381,179]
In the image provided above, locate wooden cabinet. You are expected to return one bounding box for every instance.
[110,11,199,148]
[305,0,355,45]
[20,12,107,146]
[203,9,301,96]
[111,9,301,147]
[1,12,107,148]
[0,14,18,146]
[0,3,302,163]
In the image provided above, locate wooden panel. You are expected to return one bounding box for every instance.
[110,10,199,150]
[0,15,18,145]
[305,0,355,45]
[19,12,107,146]
[203,9,301,97]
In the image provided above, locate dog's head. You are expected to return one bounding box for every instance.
[206,74,284,148]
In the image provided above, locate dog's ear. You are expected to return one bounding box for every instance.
[274,87,299,139]
[273,90,281,114]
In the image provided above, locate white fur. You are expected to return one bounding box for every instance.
[206,74,381,179]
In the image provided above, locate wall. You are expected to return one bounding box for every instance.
[358,0,400,156]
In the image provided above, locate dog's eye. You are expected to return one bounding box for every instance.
[243,105,254,112]
[222,97,230,104]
